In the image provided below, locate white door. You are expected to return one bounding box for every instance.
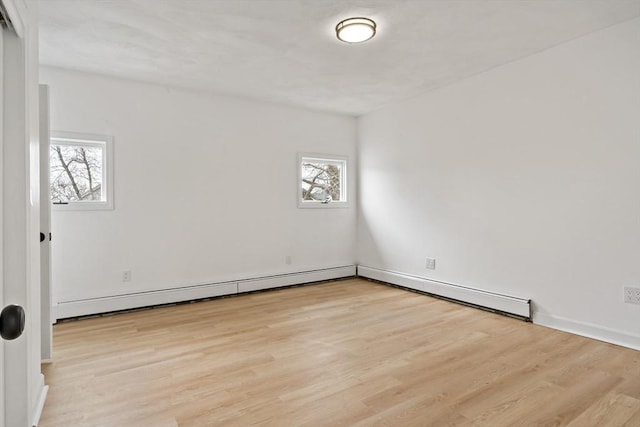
[0,19,5,425]
[1,1,45,424]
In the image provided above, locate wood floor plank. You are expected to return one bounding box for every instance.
[622,408,640,427]
[566,392,640,427]
[40,279,640,426]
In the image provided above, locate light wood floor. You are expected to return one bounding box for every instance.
[40,278,639,427]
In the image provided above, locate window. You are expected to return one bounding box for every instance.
[298,154,348,208]
[50,131,113,210]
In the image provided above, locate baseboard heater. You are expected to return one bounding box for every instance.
[357,265,531,321]
[55,265,356,320]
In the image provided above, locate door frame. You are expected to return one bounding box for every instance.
[40,84,52,361]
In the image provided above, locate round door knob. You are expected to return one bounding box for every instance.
[0,304,25,341]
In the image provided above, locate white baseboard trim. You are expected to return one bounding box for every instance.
[357,265,531,319]
[31,375,48,427]
[238,266,356,293]
[56,265,356,319]
[56,282,238,319]
[534,312,640,351]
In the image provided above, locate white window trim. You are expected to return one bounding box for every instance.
[298,153,349,209]
[50,131,114,211]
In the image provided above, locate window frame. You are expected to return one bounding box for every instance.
[297,153,349,209]
[50,131,114,211]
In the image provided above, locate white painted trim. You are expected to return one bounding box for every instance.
[56,282,238,319]
[0,0,25,38]
[51,303,58,324]
[297,152,350,208]
[238,265,356,293]
[534,312,640,351]
[56,265,356,319]
[31,377,48,427]
[357,265,531,318]
[50,130,114,210]
[40,84,53,362]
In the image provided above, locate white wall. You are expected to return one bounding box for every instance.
[357,18,640,348]
[40,67,356,305]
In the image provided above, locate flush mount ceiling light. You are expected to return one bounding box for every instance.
[336,17,376,43]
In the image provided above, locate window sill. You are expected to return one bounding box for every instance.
[52,202,114,211]
[298,201,350,209]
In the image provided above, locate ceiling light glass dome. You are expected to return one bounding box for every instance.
[336,17,376,43]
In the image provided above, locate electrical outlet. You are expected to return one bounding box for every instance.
[285,255,292,265]
[122,270,131,282]
[425,257,436,270]
[624,287,640,305]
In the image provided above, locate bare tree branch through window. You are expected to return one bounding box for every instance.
[299,156,346,206]
[50,144,103,203]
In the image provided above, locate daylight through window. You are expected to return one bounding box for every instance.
[299,155,347,207]
[50,132,113,209]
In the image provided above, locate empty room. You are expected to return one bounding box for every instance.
[0,0,638,426]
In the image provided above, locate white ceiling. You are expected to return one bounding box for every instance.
[38,0,640,116]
